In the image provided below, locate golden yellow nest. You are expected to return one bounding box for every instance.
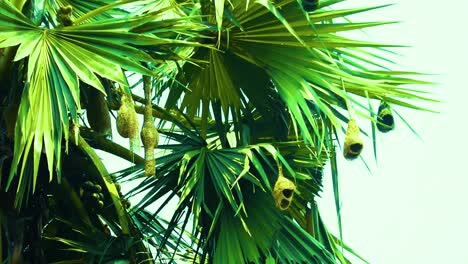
[141,116,159,176]
[117,93,137,138]
[273,173,296,211]
[116,91,140,153]
[343,119,363,160]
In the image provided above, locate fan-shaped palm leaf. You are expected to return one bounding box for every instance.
[0,0,203,206]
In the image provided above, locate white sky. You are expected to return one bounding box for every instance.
[317,1,468,263]
[100,1,468,263]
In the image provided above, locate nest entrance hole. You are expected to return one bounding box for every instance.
[282,189,294,198]
[350,143,363,153]
[280,199,290,209]
[382,113,394,124]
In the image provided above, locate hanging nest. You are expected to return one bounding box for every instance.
[377,101,395,133]
[140,105,159,176]
[343,119,363,160]
[86,88,112,137]
[273,165,296,211]
[116,90,140,153]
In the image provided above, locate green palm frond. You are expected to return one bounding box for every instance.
[113,114,343,263]
[44,218,137,263]
[108,1,436,262]
[0,0,436,262]
[165,0,434,147]
[40,0,129,26]
[132,209,198,263]
[0,0,203,206]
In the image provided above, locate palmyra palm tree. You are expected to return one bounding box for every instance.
[0,0,434,263]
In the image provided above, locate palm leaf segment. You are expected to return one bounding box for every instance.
[0,0,202,205]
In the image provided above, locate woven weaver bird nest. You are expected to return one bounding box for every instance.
[343,119,363,160]
[273,165,296,211]
[377,101,395,133]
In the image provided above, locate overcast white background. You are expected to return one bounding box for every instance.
[317,1,468,263]
[101,1,468,263]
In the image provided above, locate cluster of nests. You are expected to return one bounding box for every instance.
[57,5,158,177]
[88,92,393,212]
[84,84,159,177]
[115,90,159,177]
[66,0,393,210]
[273,101,395,211]
[343,101,395,160]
